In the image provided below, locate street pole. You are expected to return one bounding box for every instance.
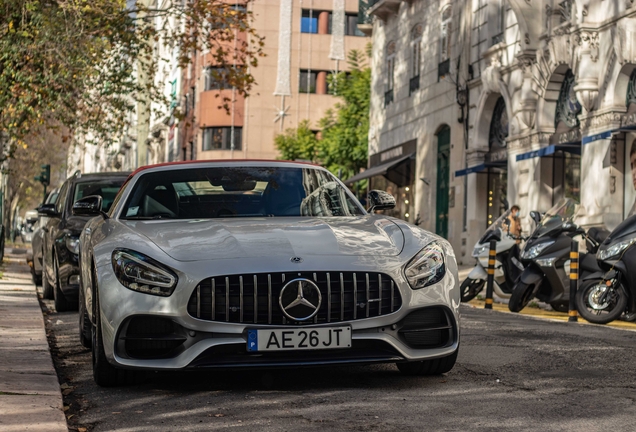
[568,240,579,322]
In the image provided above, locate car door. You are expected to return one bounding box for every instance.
[43,181,69,285]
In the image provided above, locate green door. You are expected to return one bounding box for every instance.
[436,126,451,238]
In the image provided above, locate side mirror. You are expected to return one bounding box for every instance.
[367,190,396,213]
[529,211,542,224]
[72,195,104,217]
[38,203,59,217]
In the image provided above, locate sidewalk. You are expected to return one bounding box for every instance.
[0,250,67,432]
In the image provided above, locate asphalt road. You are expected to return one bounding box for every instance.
[39,294,636,432]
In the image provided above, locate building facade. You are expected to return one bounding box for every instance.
[364,0,636,265]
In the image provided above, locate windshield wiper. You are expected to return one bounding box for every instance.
[124,215,174,220]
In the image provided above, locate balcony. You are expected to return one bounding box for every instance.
[409,75,420,96]
[369,0,402,22]
[357,0,374,36]
[384,89,394,107]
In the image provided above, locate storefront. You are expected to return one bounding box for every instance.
[345,140,416,223]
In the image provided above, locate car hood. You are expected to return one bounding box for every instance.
[124,216,405,262]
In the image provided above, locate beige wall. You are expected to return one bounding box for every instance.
[197,0,369,160]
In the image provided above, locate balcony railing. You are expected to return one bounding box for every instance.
[384,89,394,107]
[409,75,420,96]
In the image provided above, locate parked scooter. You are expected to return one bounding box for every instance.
[575,214,636,324]
[461,210,525,302]
[508,198,605,313]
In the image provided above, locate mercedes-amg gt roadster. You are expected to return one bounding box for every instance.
[75,160,460,386]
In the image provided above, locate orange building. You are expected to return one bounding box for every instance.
[179,0,369,161]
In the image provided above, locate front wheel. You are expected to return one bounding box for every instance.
[460,278,485,302]
[576,280,628,324]
[53,255,72,312]
[396,348,458,376]
[508,282,538,313]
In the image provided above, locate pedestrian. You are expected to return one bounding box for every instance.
[507,205,522,240]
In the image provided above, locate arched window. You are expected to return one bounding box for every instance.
[411,24,423,79]
[626,69,636,108]
[555,69,582,129]
[440,6,452,63]
[489,97,508,150]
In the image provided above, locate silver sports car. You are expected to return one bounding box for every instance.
[76,161,460,386]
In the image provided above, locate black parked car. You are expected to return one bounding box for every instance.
[39,171,130,311]
[28,188,60,287]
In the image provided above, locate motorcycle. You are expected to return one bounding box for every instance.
[508,198,605,313]
[575,214,636,324]
[460,210,525,302]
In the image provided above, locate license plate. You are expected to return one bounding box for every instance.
[246,326,351,352]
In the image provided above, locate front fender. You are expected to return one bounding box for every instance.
[468,264,488,281]
[519,266,544,286]
[581,271,604,281]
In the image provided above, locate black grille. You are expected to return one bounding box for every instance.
[187,271,402,325]
[122,316,187,359]
[399,307,454,349]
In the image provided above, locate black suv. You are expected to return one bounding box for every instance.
[39,171,130,311]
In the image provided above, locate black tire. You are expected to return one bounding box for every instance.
[575,279,628,325]
[396,348,458,376]
[53,254,72,312]
[92,267,135,387]
[508,281,538,312]
[78,287,92,349]
[460,278,485,302]
[550,302,569,313]
[42,267,54,300]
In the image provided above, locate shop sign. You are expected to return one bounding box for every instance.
[369,139,417,168]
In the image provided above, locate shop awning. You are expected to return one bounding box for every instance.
[515,143,581,162]
[344,153,414,184]
[582,125,636,145]
[454,160,507,177]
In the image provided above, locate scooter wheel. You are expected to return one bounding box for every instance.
[508,282,538,312]
[576,279,627,325]
[460,278,485,302]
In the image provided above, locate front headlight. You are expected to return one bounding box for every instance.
[520,240,555,260]
[404,242,446,289]
[112,249,178,297]
[598,238,636,261]
[65,235,80,255]
[472,244,488,257]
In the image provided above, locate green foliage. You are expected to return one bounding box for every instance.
[0,0,265,158]
[274,120,319,163]
[273,48,370,181]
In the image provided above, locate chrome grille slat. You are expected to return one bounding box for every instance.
[196,286,201,318]
[327,273,332,323]
[187,271,401,325]
[340,273,345,321]
[239,276,244,323]
[353,273,358,320]
[365,273,370,318]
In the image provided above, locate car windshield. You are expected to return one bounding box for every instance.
[532,198,580,238]
[74,180,125,213]
[122,166,366,219]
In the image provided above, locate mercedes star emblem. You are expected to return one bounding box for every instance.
[290,256,303,263]
[279,278,322,321]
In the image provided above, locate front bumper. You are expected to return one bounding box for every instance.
[96,256,461,370]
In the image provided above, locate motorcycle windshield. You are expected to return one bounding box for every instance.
[531,198,580,238]
[478,210,512,244]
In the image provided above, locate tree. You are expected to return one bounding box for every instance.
[274,120,319,163]
[0,0,265,158]
[273,48,370,181]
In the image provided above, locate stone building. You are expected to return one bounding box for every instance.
[362,0,636,264]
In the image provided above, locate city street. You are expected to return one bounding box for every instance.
[41,294,636,432]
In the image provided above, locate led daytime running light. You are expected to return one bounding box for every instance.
[112,249,178,297]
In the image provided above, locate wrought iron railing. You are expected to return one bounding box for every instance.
[409,75,420,96]
[384,89,394,107]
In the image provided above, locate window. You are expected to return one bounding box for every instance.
[491,0,505,46]
[385,41,396,107]
[410,24,423,95]
[301,9,318,33]
[204,67,231,91]
[74,180,125,212]
[440,6,452,63]
[202,127,242,151]
[299,70,317,93]
[345,14,364,36]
